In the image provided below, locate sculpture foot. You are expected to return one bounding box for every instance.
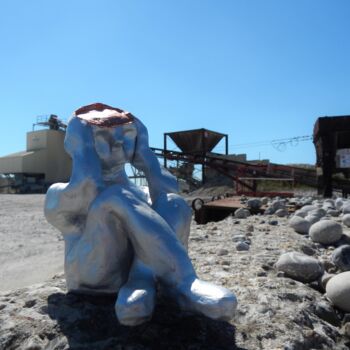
[115,281,156,326]
[175,278,237,321]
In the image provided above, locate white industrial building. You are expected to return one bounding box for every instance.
[0,116,71,192]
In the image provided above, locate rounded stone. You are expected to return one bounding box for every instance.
[323,203,335,210]
[321,273,336,290]
[343,204,350,214]
[275,209,288,217]
[275,252,324,283]
[246,224,254,232]
[217,248,229,256]
[309,220,343,245]
[300,244,316,256]
[247,198,262,210]
[289,215,311,235]
[296,205,317,218]
[331,245,350,271]
[305,208,326,225]
[261,197,268,205]
[236,242,250,251]
[335,198,344,210]
[326,271,350,312]
[305,214,321,225]
[264,206,275,215]
[234,208,250,219]
[342,214,350,227]
[323,199,335,208]
[323,205,334,212]
[327,209,339,217]
[301,197,313,206]
[310,208,327,217]
[271,200,286,212]
[294,209,306,218]
[232,234,248,243]
[313,301,340,326]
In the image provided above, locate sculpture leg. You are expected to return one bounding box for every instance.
[65,203,133,294]
[115,193,191,326]
[45,182,133,293]
[88,186,195,285]
[151,192,192,249]
[115,258,156,326]
[90,186,237,322]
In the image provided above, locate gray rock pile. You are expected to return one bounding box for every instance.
[275,196,350,331]
[264,198,286,215]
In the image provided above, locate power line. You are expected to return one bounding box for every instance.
[216,135,313,152]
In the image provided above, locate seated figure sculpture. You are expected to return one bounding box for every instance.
[44,103,237,326]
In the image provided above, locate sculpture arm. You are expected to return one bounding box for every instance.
[64,116,103,188]
[44,117,103,233]
[131,118,179,203]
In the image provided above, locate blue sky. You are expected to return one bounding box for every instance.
[1,0,349,164]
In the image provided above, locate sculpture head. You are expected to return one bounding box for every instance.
[74,103,135,128]
[65,103,138,172]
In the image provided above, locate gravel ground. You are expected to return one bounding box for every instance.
[1,194,350,349]
[0,195,64,292]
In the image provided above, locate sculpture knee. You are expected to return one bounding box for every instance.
[152,193,192,248]
[44,183,72,232]
[45,179,99,234]
[88,185,132,223]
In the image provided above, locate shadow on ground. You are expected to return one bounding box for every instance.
[47,292,245,350]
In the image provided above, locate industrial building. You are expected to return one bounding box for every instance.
[0,116,71,193]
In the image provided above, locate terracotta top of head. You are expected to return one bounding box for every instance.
[74,103,134,127]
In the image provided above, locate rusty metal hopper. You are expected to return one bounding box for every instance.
[313,115,350,197]
[314,116,350,143]
[313,115,350,165]
[166,128,226,154]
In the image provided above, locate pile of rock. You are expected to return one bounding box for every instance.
[274,197,350,333]
[232,194,350,346]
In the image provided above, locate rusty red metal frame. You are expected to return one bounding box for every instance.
[151,147,317,192]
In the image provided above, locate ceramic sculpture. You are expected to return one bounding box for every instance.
[45,103,237,326]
